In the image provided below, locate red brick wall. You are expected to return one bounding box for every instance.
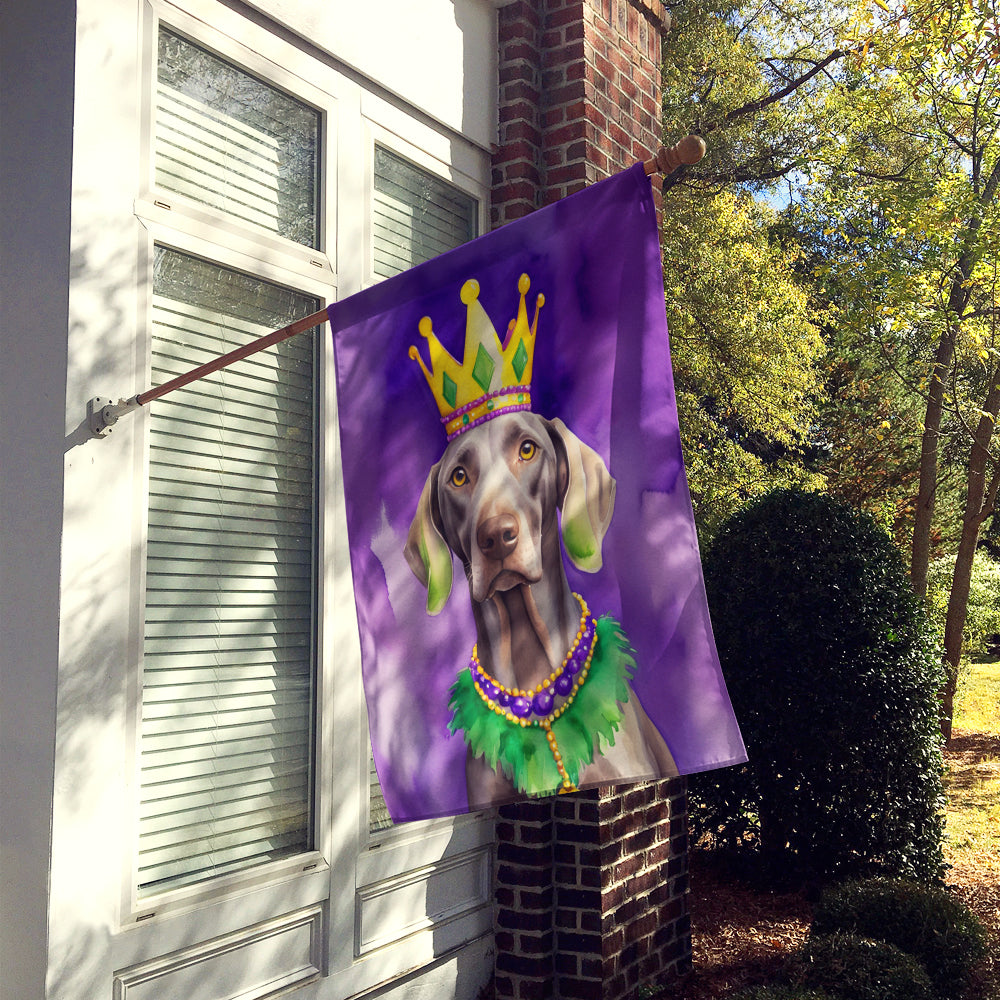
[494,782,690,1000]
[495,800,556,996]
[490,8,690,998]
[492,0,667,227]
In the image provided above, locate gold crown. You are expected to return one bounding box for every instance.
[409,273,544,440]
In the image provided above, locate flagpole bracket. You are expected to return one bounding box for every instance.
[88,395,140,438]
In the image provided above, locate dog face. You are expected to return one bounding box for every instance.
[405,412,616,614]
[437,411,559,605]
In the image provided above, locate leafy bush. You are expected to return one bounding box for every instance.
[927,551,1000,659]
[811,878,988,998]
[692,489,946,881]
[793,933,934,1000]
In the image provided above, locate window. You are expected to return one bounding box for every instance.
[139,248,319,895]
[136,26,323,897]
[155,28,320,247]
[367,146,478,833]
[120,8,494,990]
[372,145,477,279]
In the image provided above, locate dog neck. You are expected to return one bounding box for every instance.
[470,533,580,693]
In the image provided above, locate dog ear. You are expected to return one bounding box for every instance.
[404,464,454,615]
[547,417,616,573]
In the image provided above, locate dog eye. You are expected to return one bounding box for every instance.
[449,466,468,488]
[518,440,537,461]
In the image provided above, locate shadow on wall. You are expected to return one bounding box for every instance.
[431,824,495,998]
[45,222,152,999]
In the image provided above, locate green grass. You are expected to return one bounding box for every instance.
[956,660,1000,736]
[945,660,1000,868]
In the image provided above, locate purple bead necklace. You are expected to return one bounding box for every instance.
[469,593,596,728]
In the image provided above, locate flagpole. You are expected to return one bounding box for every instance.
[87,308,329,437]
[139,307,329,406]
[88,136,705,437]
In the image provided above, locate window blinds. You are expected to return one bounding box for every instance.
[156,28,320,249]
[372,146,477,281]
[138,248,319,895]
[367,148,477,831]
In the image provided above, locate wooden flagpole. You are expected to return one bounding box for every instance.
[136,308,329,406]
[87,308,329,436]
[89,136,705,437]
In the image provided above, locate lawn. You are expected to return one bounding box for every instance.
[953,659,1000,735]
[943,659,1000,1000]
[659,658,1000,1000]
[946,660,1000,868]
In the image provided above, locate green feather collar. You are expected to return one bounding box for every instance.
[448,615,635,797]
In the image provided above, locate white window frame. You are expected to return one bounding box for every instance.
[361,115,488,292]
[135,0,338,280]
[361,116,488,844]
[326,93,496,999]
[112,0,495,991]
[122,223,337,925]
[124,0,339,926]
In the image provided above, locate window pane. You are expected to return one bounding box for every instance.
[139,247,318,895]
[369,149,478,831]
[156,28,320,248]
[372,146,477,279]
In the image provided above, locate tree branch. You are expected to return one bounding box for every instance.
[701,49,847,134]
[663,158,804,193]
[852,164,919,183]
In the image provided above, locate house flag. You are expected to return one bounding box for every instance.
[328,163,746,822]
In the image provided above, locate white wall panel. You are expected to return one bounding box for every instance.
[0,0,75,993]
[241,0,498,151]
[356,848,490,955]
[113,906,324,1000]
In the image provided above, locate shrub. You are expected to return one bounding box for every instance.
[793,933,934,1000]
[692,489,946,882]
[811,878,988,998]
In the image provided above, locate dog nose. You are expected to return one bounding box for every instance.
[477,514,519,560]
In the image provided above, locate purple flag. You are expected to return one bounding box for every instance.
[329,164,745,822]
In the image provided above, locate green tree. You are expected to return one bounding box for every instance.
[816,351,922,543]
[660,2,999,741]
[662,189,825,537]
[801,0,1000,736]
[782,205,968,550]
[659,1,844,537]
[927,548,1000,658]
[662,0,853,195]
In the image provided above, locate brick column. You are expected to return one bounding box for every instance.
[490,3,690,998]
[493,1,544,225]
[494,782,690,1000]
[552,784,690,998]
[492,0,668,227]
[495,800,556,999]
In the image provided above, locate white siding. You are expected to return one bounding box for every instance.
[9,0,500,998]
[0,0,75,993]
[241,0,498,151]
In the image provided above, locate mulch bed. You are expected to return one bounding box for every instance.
[656,734,1000,1000]
[948,860,1000,1000]
[655,849,814,999]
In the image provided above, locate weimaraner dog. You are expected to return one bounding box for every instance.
[405,409,677,809]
